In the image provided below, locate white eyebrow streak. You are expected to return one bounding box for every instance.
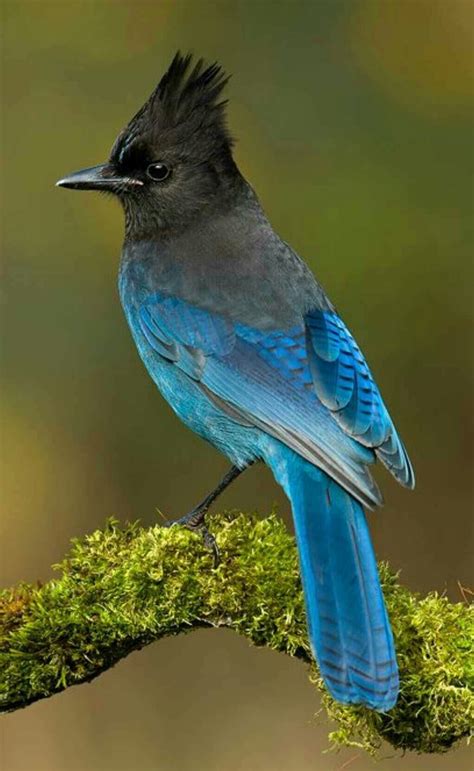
[118,128,140,165]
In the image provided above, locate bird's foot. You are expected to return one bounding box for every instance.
[167,506,220,567]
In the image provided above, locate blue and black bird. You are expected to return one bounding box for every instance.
[57,52,414,711]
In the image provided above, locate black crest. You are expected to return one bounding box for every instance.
[111,52,233,166]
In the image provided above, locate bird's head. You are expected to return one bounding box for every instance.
[57,52,241,236]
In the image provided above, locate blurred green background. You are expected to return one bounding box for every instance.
[1,1,473,769]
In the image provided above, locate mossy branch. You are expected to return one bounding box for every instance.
[1,512,472,755]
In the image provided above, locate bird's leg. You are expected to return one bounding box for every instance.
[174,464,246,529]
[169,463,252,565]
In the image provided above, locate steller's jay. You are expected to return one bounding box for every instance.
[57,52,414,711]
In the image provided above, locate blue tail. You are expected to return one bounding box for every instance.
[267,445,399,711]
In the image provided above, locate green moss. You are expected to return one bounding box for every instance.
[1,512,472,756]
[322,563,474,754]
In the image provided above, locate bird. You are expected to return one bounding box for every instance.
[57,51,415,712]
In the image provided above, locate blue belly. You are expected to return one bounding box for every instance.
[125,306,261,467]
[119,260,273,467]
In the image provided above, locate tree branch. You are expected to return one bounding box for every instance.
[1,512,472,755]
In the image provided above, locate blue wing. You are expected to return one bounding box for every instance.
[306,310,414,488]
[137,293,412,506]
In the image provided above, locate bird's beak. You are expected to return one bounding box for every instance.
[56,163,143,191]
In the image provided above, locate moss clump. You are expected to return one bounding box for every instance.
[322,564,474,754]
[1,512,472,756]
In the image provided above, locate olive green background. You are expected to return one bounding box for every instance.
[1,1,473,769]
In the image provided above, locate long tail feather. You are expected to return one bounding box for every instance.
[267,445,399,711]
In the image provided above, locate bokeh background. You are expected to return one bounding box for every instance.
[1,1,473,770]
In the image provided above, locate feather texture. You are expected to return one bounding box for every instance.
[267,445,399,710]
[137,292,382,508]
[306,310,415,488]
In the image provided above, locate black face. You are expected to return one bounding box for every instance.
[110,138,174,189]
[57,52,241,237]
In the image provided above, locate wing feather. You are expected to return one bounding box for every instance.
[306,310,414,488]
[138,293,385,508]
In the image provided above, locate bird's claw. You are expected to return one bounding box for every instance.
[197,524,221,568]
[166,509,220,567]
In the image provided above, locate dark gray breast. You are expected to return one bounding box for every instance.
[121,191,333,329]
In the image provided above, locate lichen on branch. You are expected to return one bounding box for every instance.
[0,512,472,755]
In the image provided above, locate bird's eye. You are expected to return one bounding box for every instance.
[146,162,171,182]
